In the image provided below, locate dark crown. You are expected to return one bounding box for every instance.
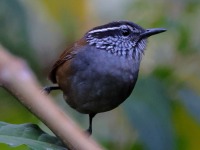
[85,21,147,60]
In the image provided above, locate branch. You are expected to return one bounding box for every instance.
[0,45,103,150]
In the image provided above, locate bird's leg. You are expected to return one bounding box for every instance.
[86,113,96,135]
[42,85,60,94]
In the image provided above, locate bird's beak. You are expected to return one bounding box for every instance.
[140,28,166,38]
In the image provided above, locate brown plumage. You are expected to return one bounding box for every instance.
[49,38,87,84]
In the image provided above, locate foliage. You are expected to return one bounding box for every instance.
[0,122,66,150]
[0,0,200,150]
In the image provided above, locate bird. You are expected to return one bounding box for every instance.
[43,21,166,134]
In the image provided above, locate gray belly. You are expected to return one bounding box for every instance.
[63,47,140,114]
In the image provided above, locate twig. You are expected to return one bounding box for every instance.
[0,45,104,150]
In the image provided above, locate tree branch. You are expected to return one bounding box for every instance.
[0,45,104,150]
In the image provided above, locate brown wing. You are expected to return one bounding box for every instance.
[48,37,87,83]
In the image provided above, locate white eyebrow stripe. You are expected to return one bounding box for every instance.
[128,25,135,31]
[88,26,121,34]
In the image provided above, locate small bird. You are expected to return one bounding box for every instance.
[44,21,166,134]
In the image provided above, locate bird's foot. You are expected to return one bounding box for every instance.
[42,85,60,94]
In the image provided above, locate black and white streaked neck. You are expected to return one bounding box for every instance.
[85,21,147,60]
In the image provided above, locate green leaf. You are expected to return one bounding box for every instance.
[123,76,175,150]
[179,88,200,124]
[0,0,40,73]
[0,122,67,150]
[0,143,28,150]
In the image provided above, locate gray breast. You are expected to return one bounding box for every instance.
[64,46,140,114]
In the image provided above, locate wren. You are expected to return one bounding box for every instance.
[44,21,166,134]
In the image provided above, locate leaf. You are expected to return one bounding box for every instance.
[123,76,175,150]
[173,100,200,150]
[0,143,28,150]
[0,122,67,150]
[179,88,200,124]
[0,0,39,72]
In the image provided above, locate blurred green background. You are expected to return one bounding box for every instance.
[0,0,200,150]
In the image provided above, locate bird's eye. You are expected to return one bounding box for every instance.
[121,29,130,36]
